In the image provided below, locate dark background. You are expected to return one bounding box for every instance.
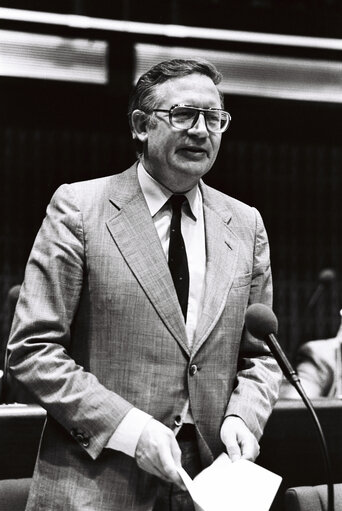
[1,0,342,361]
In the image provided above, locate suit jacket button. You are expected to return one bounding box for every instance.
[74,432,90,448]
[174,415,182,427]
[75,433,89,447]
[189,364,198,376]
[80,436,90,448]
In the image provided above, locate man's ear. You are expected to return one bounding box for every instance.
[131,110,149,143]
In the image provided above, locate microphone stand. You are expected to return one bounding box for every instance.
[287,372,334,511]
[244,303,335,511]
[305,283,324,311]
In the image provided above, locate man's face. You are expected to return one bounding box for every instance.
[136,73,223,192]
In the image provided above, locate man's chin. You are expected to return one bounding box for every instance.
[172,166,211,190]
[179,160,211,177]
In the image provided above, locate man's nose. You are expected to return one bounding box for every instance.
[188,112,209,136]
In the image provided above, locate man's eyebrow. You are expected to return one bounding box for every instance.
[179,104,223,110]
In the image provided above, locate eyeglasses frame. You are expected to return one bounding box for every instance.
[150,104,231,133]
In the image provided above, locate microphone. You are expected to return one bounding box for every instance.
[8,284,21,317]
[245,303,300,387]
[245,303,335,511]
[306,268,336,310]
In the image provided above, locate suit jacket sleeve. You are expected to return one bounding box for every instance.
[7,184,134,460]
[225,208,282,440]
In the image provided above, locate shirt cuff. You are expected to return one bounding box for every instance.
[106,408,152,457]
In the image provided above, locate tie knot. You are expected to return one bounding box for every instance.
[169,194,187,213]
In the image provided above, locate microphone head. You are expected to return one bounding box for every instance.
[245,303,278,340]
[8,284,21,301]
[318,268,336,285]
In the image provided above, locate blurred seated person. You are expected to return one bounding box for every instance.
[280,310,342,399]
[0,285,21,402]
[2,284,33,404]
[0,369,3,401]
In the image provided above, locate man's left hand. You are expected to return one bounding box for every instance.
[220,416,260,462]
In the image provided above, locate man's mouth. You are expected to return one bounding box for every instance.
[178,147,208,158]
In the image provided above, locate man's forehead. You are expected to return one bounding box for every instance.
[153,73,221,105]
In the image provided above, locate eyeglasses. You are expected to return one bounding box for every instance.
[151,104,231,134]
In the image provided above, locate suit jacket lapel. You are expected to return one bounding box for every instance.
[106,165,189,354]
[192,183,240,355]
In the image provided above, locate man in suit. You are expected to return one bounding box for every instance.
[280,312,342,399]
[7,58,281,510]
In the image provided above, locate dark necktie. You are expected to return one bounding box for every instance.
[168,195,189,321]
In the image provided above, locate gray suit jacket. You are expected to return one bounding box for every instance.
[8,164,281,510]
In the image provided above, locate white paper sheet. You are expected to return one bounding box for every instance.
[178,453,282,511]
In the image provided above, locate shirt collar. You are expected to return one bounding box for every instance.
[137,161,200,220]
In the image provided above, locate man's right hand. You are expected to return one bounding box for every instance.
[135,418,185,489]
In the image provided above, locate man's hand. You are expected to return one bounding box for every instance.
[220,416,260,462]
[135,418,185,489]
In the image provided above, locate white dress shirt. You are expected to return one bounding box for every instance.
[106,162,206,456]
